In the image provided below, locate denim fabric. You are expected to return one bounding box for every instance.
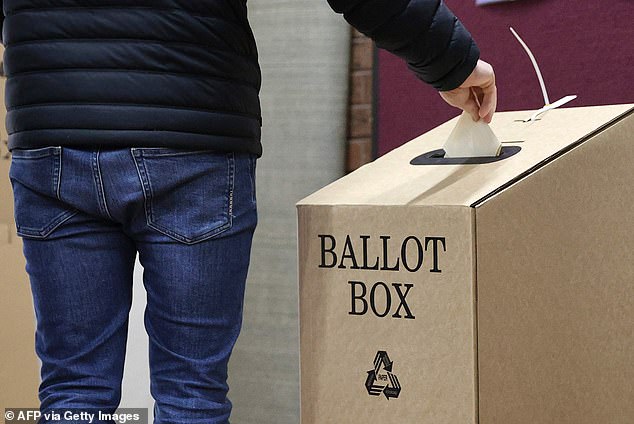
[9,146,258,424]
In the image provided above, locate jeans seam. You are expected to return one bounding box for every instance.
[228,153,235,219]
[250,156,256,205]
[130,148,152,228]
[55,146,63,200]
[50,147,58,196]
[93,149,114,220]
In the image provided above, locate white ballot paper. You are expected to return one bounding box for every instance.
[443,112,502,158]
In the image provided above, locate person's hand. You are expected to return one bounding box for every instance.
[439,59,497,123]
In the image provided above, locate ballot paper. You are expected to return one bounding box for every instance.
[442,111,502,158]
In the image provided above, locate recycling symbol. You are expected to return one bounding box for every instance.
[365,350,402,400]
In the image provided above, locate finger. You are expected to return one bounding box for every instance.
[470,87,482,108]
[479,84,497,123]
[439,88,469,109]
[462,98,480,122]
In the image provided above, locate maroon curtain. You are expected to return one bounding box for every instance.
[376,0,633,156]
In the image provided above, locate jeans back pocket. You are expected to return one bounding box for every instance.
[9,146,79,239]
[131,148,234,244]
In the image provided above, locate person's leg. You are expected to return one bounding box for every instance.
[9,146,137,421]
[128,149,257,424]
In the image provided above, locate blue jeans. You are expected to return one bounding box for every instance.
[9,146,258,424]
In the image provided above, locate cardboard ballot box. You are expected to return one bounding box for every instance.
[297,104,634,424]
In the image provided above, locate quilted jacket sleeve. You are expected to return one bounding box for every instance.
[327,0,480,91]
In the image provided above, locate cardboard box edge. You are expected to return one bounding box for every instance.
[471,105,634,207]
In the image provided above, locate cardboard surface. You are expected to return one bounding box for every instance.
[476,115,634,423]
[300,104,632,207]
[298,206,477,423]
[298,104,634,423]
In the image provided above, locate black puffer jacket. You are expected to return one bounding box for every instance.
[1,1,263,154]
[1,0,478,154]
[328,0,480,91]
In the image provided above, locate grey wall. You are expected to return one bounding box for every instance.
[119,2,350,423]
[228,1,349,423]
[120,260,152,413]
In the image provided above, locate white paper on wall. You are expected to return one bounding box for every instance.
[476,0,516,5]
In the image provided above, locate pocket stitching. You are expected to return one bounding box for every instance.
[131,149,234,244]
[10,146,60,159]
[11,146,77,239]
[16,208,79,238]
[227,152,235,219]
[135,148,219,157]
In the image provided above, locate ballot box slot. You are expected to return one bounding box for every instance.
[410,146,521,166]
